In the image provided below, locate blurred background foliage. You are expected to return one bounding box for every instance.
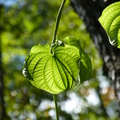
[0,0,119,120]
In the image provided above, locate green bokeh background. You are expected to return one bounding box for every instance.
[0,0,118,119]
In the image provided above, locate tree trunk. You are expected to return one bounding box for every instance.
[70,0,120,118]
[0,36,6,120]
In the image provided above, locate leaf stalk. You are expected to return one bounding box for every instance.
[53,94,59,120]
[51,0,66,53]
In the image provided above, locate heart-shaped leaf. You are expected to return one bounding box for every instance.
[23,42,80,94]
[99,2,120,48]
[64,36,92,83]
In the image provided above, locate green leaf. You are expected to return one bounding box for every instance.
[98,1,120,48]
[63,36,81,50]
[23,42,80,94]
[64,36,92,83]
[79,50,92,83]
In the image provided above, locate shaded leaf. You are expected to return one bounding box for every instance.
[64,36,92,83]
[79,50,92,83]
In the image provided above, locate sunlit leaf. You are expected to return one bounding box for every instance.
[23,42,80,94]
[99,1,120,48]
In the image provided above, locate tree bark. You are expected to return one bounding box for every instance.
[70,0,120,118]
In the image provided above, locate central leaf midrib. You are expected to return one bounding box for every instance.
[54,57,69,90]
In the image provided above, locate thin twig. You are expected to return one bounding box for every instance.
[53,94,59,120]
[51,0,66,48]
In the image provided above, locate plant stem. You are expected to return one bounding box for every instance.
[53,94,59,120]
[51,0,66,46]
[52,1,66,119]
